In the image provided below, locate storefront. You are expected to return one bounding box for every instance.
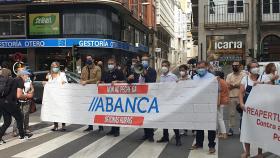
[0,3,149,72]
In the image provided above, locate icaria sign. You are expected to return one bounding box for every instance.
[215,41,243,50]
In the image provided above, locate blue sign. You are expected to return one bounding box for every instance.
[0,38,149,53]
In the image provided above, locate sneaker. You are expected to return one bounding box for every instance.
[156,137,169,143]
[189,144,203,150]
[19,133,33,140]
[209,147,216,154]
[0,139,6,145]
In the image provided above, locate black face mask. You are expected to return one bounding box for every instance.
[232,66,239,72]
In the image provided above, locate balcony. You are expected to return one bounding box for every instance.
[204,3,249,29]
[261,2,280,24]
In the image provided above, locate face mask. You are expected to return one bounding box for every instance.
[197,68,207,77]
[161,66,169,74]
[25,77,31,83]
[52,67,60,73]
[86,60,93,65]
[180,71,186,77]
[232,66,239,72]
[250,67,259,75]
[108,64,114,71]
[142,61,149,68]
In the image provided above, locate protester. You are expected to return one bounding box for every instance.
[263,63,279,84]
[13,66,34,136]
[226,61,246,136]
[101,58,125,137]
[191,60,216,154]
[127,55,157,142]
[178,64,189,80]
[0,70,33,144]
[0,61,11,122]
[80,55,102,132]
[156,60,182,146]
[239,61,270,158]
[46,62,68,131]
[215,71,229,139]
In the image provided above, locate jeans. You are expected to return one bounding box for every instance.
[195,130,216,148]
[111,126,120,134]
[0,101,25,139]
[13,101,30,133]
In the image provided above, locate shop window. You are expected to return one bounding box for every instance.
[0,13,25,37]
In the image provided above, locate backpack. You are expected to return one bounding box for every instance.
[0,75,11,97]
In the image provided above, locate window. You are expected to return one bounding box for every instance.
[236,0,244,12]
[228,0,235,13]
[272,0,280,13]
[63,9,120,40]
[209,0,216,14]
[0,13,25,37]
[263,0,271,14]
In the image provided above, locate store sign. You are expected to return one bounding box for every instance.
[207,35,246,62]
[29,13,60,35]
[0,38,148,53]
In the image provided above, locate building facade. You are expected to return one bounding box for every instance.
[192,0,280,70]
[0,0,155,72]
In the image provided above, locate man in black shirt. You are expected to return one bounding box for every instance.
[0,70,33,144]
[101,58,125,137]
[127,55,157,142]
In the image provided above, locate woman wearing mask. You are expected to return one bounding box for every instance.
[263,63,279,84]
[13,67,34,136]
[240,61,270,158]
[46,62,68,131]
[178,64,189,81]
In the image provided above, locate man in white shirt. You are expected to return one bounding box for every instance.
[156,60,182,146]
[191,61,216,154]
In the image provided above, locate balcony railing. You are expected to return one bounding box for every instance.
[204,3,249,28]
[262,2,280,23]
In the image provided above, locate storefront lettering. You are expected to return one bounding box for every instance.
[24,41,45,47]
[0,41,22,47]
[79,40,110,47]
[215,41,243,50]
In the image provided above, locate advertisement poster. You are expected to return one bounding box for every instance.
[206,35,246,62]
[29,13,60,35]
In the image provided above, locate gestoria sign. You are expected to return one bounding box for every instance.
[29,13,60,35]
[207,35,246,62]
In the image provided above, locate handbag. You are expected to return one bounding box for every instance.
[29,99,36,114]
[236,104,243,114]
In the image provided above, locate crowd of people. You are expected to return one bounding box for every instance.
[0,55,279,158]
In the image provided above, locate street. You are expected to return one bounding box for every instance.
[0,104,278,158]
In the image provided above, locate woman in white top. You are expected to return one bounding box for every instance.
[239,61,271,158]
[46,62,68,131]
[263,63,279,84]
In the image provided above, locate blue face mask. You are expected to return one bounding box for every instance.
[142,61,149,68]
[86,60,93,65]
[197,68,207,77]
[52,67,60,73]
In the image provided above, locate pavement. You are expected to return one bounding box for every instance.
[0,104,279,158]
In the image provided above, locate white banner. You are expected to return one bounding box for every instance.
[41,79,218,130]
[240,85,280,156]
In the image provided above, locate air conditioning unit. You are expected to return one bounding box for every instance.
[121,30,129,42]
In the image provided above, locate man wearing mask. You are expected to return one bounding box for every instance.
[157,60,182,146]
[225,61,246,136]
[101,58,125,137]
[191,61,216,154]
[80,55,102,132]
[128,55,157,142]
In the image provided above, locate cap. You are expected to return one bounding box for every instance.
[17,70,31,76]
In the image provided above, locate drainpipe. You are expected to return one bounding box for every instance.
[256,0,262,60]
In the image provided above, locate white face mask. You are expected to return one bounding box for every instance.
[108,64,114,70]
[250,67,259,75]
[161,66,169,74]
[180,71,186,77]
